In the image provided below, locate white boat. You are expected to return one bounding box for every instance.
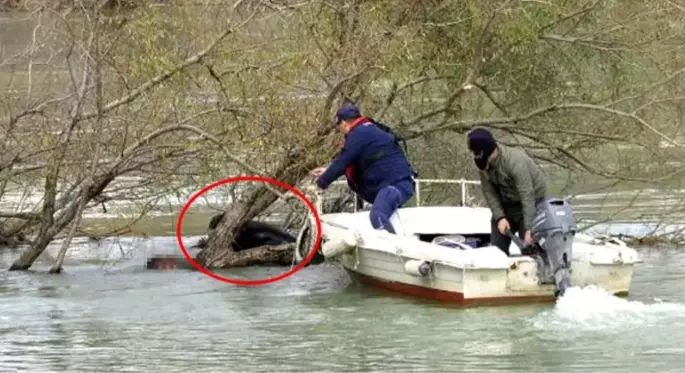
[295,179,642,306]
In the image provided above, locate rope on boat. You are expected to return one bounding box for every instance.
[293,180,335,264]
[293,217,310,264]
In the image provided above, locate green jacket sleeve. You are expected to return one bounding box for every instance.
[510,160,536,231]
[479,171,505,222]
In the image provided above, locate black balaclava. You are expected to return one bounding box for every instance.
[467,128,498,170]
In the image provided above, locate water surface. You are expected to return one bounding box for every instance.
[1,237,684,372]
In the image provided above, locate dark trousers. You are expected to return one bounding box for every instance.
[368,179,414,234]
[490,198,545,256]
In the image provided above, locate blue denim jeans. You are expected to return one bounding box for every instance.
[368,179,414,234]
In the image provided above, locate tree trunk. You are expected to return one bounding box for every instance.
[196,150,324,269]
[11,167,60,270]
[9,174,115,271]
[208,243,295,267]
[48,190,90,274]
[196,191,292,268]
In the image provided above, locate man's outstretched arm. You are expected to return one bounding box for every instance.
[316,134,365,189]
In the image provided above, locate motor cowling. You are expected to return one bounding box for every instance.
[530,198,576,297]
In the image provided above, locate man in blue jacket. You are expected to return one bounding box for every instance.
[312,103,416,234]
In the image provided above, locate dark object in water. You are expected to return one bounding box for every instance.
[207,213,326,265]
[208,213,296,252]
[234,220,296,251]
[208,213,224,231]
[147,212,327,270]
[146,256,197,270]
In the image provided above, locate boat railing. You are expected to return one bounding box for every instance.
[329,178,483,212]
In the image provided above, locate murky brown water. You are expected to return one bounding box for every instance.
[1,235,685,372]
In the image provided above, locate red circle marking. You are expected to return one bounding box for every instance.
[175,175,323,286]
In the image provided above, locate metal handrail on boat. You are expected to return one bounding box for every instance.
[296,178,488,264]
[329,178,482,211]
[298,178,636,265]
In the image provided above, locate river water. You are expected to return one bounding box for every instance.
[1,235,684,372]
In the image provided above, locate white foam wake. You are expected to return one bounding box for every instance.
[530,285,685,334]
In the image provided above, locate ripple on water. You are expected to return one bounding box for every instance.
[522,284,685,371]
[529,285,685,335]
[2,243,685,372]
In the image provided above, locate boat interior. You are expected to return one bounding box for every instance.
[321,205,509,251]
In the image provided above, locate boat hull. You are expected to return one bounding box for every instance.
[335,242,636,307]
[344,268,560,306]
[314,206,640,307]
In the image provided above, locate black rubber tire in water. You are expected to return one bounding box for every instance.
[295,222,325,266]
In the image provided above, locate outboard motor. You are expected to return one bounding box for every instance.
[530,198,576,298]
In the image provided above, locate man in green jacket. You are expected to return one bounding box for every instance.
[466,128,547,256]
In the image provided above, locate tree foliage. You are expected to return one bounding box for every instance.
[2,0,685,270]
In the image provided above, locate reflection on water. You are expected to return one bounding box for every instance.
[0,237,685,372]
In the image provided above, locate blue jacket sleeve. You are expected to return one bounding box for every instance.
[316,132,366,189]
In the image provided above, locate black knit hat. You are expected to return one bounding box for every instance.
[467,128,497,170]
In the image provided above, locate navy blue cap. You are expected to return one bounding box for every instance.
[335,103,361,125]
